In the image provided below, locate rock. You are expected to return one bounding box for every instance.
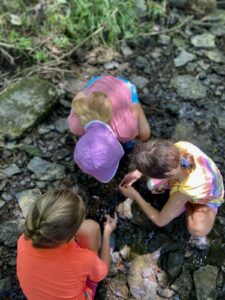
[104,61,120,70]
[1,193,13,202]
[0,200,5,209]
[86,47,120,64]
[130,75,149,89]
[204,50,225,63]
[189,0,217,15]
[166,251,184,278]
[135,0,147,16]
[0,180,7,191]
[193,265,218,300]
[168,0,187,8]
[210,24,225,37]
[212,65,225,76]
[119,245,131,260]
[158,35,171,46]
[191,33,216,49]
[136,56,150,70]
[16,189,41,217]
[0,77,58,140]
[171,75,207,100]
[0,277,11,293]
[54,118,68,133]
[171,266,193,299]
[27,157,66,181]
[120,41,133,57]
[101,275,129,300]
[218,114,225,130]
[174,49,196,67]
[128,250,163,300]
[59,76,85,94]
[0,219,24,247]
[1,164,21,178]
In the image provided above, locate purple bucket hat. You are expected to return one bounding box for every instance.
[74,121,124,183]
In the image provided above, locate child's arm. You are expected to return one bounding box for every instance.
[119,185,189,227]
[100,213,117,271]
[132,104,151,141]
[120,169,143,186]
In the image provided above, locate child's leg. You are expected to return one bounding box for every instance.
[76,219,101,254]
[185,203,217,236]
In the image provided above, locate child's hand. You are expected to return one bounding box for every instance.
[120,170,142,186]
[119,183,139,199]
[104,213,118,235]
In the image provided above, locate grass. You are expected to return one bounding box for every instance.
[0,0,167,65]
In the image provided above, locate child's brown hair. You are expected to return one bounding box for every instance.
[24,190,86,248]
[131,139,195,179]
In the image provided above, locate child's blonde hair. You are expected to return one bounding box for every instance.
[24,190,86,248]
[72,91,112,126]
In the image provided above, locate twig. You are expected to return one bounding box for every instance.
[136,16,193,37]
[0,42,17,49]
[59,8,119,60]
[0,47,15,65]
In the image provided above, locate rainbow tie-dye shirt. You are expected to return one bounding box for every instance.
[170,141,224,206]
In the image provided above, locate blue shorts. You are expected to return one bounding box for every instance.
[85,76,139,104]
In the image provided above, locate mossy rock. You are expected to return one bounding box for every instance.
[0,77,59,140]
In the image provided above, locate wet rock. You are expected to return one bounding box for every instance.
[1,164,21,178]
[171,75,207,100]
[204,50,225,63]
[0,219,24,247]
[168,0,187,8]
[171,266,192,299]
[54,118,68,133]
[0,77,58,140]
[16,189,41,217]
[130,75,149,89]
[158,35,171,46]
[193,265,218,300]
[166,251,184,278]
[101,275,129,300]
[128,250,162,300]
[27,156,65,181]
[0,200,5,209]
[0,277,11,293]
[174,49,196,67]
[191,33,216,49]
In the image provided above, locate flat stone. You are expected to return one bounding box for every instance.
[191,33,216,49]
[54,118,68,133]
[171,75,207,100]
[0,77,58,140]
[193,265,218,300]
[1,164,21,178]
[174,49,196,67]
[204,50,225,63]
[130,75,149,89]
[16,188,41,217]
[0,219,24,247]
[27,156,66,181]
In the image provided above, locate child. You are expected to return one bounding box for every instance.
[17,189,117,300]
[68,75,151,183]
[119,139,224,237]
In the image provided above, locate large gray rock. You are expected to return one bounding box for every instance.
[0,219,24,247]
[128,250,163,300]
[191,33,216,49]
[171,266,193,299]
[1,164,21,178]
[16,189,41,218]
[171,75,207,100]
[204,50,225,63]
[0,77,58,140]
[27,157,66,181]
[193,265,218,300]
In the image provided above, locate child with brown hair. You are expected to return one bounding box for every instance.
[17,189,117,300]
[68,75,151,183]
[119,139,224,238]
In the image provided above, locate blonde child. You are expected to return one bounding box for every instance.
[119,139,224,237]
[68,75,150,183]
[17,189,117,300]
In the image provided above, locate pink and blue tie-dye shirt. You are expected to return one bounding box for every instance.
[170,141,224,205]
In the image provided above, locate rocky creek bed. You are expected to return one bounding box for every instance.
[1,8,225,300]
